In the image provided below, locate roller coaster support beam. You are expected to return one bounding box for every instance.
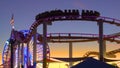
[10,38,14,68]
[69,42,73,68]
[43,22,47,68]
[10,29,15,68]
[103,40,106,58]
[21,43,24,68]
[27,42,30,68]
[33,28,37,68]
[98,19,104,62]
[18,43,20,68]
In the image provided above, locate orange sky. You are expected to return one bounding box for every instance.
[0,41,119,67]
[49,41,120,57]
[0,54,2,65]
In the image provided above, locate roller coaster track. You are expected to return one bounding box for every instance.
[83,48,120,58]
[22,9,120,43]
[44,33,120,43]
[2,9,120,67]
[107,48,120,56]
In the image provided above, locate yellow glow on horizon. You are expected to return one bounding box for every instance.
[48,63,69,68]
[0,41,120,67]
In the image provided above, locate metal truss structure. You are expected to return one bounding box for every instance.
[1,9,120,68]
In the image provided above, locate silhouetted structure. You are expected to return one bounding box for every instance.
[2,9,120,68]
[71,57,117,68]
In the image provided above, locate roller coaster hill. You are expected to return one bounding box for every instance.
[1,9,120,68]
[35,9,100,21]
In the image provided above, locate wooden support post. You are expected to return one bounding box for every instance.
[69,42,73,68]
[98,19,104,62]
[43,22,47,68]
[33,28,37,68]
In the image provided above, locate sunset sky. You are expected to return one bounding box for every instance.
[0,0,120,67]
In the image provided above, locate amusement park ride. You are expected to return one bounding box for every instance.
[1,9,120,68]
